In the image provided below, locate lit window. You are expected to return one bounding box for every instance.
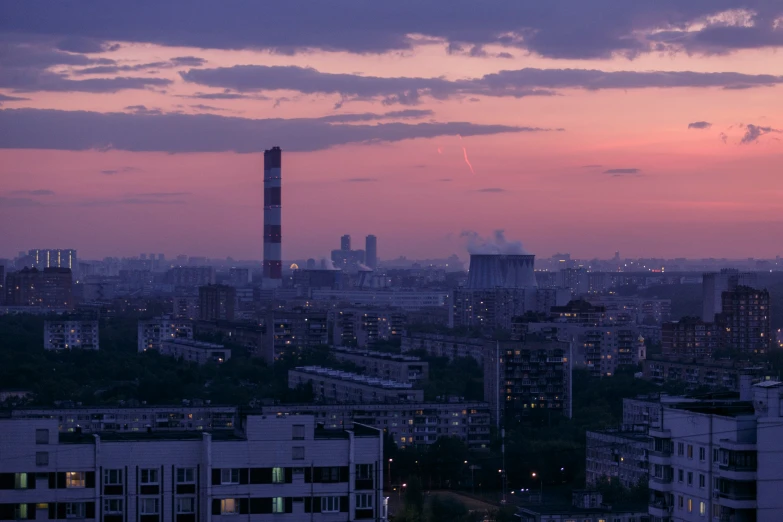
[272,467,285,484]
[14,473,28,490]
[699,501,706,516]
[272,497,285,513]
[220,499,238,515]
[66,472,85,488]
[688,498,693,513]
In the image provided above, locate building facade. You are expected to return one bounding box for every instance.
[401,332,485,363]
[5,267,73,310]
[585,430,651,489]
[661,318,720,359]
[332,348,428,384]
[0,415,386,522]
[159,339,231,365]
[717,286,771,354]
[483,337,571,426]
[138,316,193,353]
[199,285,236,322]
[28,249,77,270]
[289,367,424,404]
[44,320,99,351]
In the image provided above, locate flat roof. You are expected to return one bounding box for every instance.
[291,366,414,390]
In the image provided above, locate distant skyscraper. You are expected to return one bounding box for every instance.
[702,269,757,322]
[365,235,377,269]
[341,235,351,251]
[718,286,770,354]
[5,267,73,310]
[263,146,282,285]
[28,249,77,270]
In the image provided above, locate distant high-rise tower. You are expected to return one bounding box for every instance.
[365,235,377,269]
[341,235,351,252]
[263,146,282,284]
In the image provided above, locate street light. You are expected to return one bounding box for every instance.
[532,472,542,503]
[388,459,393,490]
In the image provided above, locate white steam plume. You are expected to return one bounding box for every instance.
[320,258,341,270]
[460,229,527,255]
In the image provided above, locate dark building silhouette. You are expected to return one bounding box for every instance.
[199,284,236,322]
[718,286,771,354]
[661,317,720,358]
[166,266,215,287]
[365,235,377,269]
[341,234,351,252]
[5,267,73,309]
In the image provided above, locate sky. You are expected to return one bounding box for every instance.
[1,1,782,261]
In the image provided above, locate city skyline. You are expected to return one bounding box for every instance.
[1,3,783,260]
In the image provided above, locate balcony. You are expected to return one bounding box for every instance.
[649,476,673,492]
[648,501,673,518]
[648,451,672,466]
[716,492,757,510]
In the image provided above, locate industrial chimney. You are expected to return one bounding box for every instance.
[263,146,282,286]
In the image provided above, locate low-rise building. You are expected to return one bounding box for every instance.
[43,320,99,351]
[137,316,193,353]
[516,490,648,522]
[0,415,386,522]
[642,357,769,391]
[160,338,231,365]
[11,405,238,433]
[332,347,428,384]
[289,366,424,404]
[262,401,491,450]
[311,289,449,311]
[401,332,486,363]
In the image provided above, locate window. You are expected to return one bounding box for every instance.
[272,467,285,484]
[292,424,305,440]
[220,499,238,515]
[104,499,123,514]
[687,445,693,459]
[66,472,85,488]
[140,469,159,485]
[678,496,683,509]
[699,447,706,461]
[177,468,196,483]
[176,498,195,514]
[322,467,340,482]
[356,493,373,509]
[221,469,240,485]
[688,498,693,513]
[65,503,85,519]
[699,501,706,516]
[36,429,49,444]
[677,443,684,456]
[16,505,28,520]
[36,452,49,466]
[292,446,305,460]
[140,498,159,515]
[687,472,693,486]
[272,497,285,514]
[699,474,705,488]
[104,469,123,485]
[321,497,340,513]
[713,448,719,462]
[678,469,684,482]
[357,464,373,480]
[14,473,28,489]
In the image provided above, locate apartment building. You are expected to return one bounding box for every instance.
[10,405,238,434]
[401,332,486,363]
[262,402,491,450]
[483,337,571,426]
[331,309,406,348]
[585,430,651,489]
[642,358,769,391]
[332,348,428,384]
[310,289,449,311]
[516,490,648,522]
[661,318,720,359]
[0,415,387,522]
[172,295,199,321]
[43,320,99,351]
[647,381,783,522]
[137,316,193,353]
[288,367,424,404]
[159,339,231,365]
[265,309,329,362]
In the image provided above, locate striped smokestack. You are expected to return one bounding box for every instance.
[263,146,282,282]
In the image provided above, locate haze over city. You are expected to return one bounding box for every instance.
[2,2,783,260]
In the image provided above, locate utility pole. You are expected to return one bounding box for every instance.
[501,428,507,504]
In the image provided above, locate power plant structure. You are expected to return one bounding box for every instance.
[263,146,282,287]
[466,254,538,289]
[451,252,568,330]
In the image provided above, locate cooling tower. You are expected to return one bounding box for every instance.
[466,254,538,289]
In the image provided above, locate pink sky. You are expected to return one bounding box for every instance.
[1,33,782,261]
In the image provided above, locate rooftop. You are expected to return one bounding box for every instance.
[291,366,414,390]
[334,346,423,363]
[162,338,225,349]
